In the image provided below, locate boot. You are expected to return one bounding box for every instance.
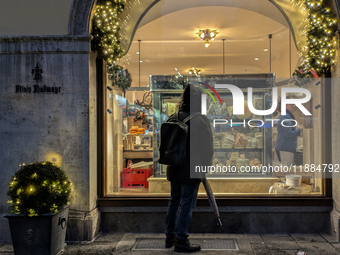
[165,235,176,248]
[174,239,201,253]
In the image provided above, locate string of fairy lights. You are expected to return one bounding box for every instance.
[92,0,127,64]
[293,0,338,80]
[92,0,338,80]
[7,162,72,216]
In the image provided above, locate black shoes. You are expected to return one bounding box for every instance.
[165,235,201,253]
[165,235,176,248]
[174,239,201,253]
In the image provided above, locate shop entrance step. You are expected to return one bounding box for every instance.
[132,238,239,251]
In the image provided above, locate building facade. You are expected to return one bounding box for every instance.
[1,0,340,242]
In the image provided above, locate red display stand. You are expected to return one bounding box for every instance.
[122,167,153,188]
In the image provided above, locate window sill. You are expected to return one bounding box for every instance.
[98,196,332,207]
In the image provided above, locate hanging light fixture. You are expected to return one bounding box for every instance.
[197,29,219,47]
[188,67,202,76]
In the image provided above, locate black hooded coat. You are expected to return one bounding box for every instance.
[166,84,214,184]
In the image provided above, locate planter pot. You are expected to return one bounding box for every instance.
[5,204,70,255]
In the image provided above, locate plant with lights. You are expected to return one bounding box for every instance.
[107,64,132,92]
[293,0,337,85]
[92,0,127,64]
[7,162,71,216]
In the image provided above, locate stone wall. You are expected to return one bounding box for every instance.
[331,47,340,242]
[0,36,99,242]
[100,206,331,234]
[330,0,340,234]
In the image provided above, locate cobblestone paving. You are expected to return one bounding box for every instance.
[1,233,339,255]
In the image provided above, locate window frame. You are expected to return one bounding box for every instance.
[97,59,333,206]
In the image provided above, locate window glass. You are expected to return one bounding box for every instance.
[104,0,325,196]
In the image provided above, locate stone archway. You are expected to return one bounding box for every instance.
[67,0,340,241]
[67,0,333,53]
[68,0,98,35]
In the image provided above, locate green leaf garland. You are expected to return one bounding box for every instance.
[92,0,338,84]
[92,0,127,64]
[293,0,337,85]
[107,64,132,92]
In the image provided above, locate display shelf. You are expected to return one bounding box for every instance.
[151,74,274,178]
[205,84,273,172]
[123,134,153,151]
[123,150,153,159]
[214,148,263,152]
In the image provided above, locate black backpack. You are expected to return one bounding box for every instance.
[158,111,200,166]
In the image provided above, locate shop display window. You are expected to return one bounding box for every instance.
[102,1,327,197]
[104,74,326,197]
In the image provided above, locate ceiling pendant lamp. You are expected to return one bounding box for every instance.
[197,29,218,47]
[188,67,202,75]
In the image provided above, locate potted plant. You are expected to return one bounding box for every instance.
[5,161,71,255]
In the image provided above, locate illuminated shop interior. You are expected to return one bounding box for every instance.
[103,0,325,197]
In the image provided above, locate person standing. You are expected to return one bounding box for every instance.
[164,84,213,253]
[275,102,303,166]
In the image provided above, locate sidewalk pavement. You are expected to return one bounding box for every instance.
[1,233,340,255]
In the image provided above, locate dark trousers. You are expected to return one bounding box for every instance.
[165,182,200,241]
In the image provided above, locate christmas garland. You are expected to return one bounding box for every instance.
[107,64,132,92]
[293,0,337,85]
[134,110,147,124]
[92,0,127,64]
[92,0,337,85]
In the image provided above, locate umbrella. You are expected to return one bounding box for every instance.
[202,178,222,226]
